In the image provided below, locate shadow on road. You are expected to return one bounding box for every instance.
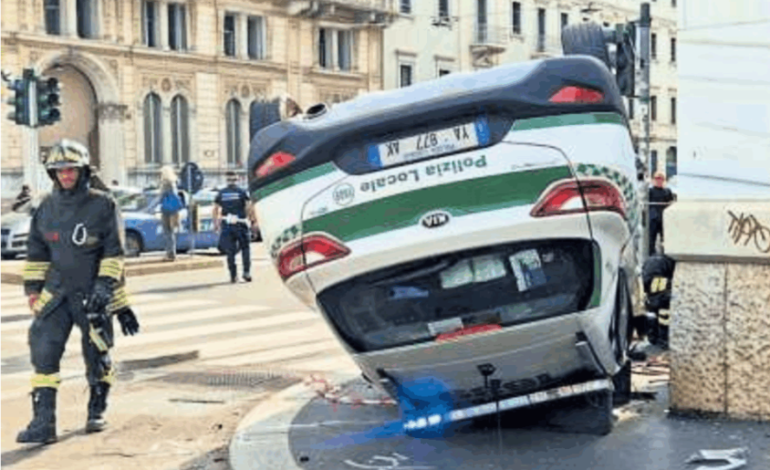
[1,429,84,467]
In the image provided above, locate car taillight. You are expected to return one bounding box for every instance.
[550,86,604,104]
[531,179,626,218]
[255,152,296,179]
[277,234,350,280]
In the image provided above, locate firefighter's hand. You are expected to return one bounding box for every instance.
[86,277,115,313]
[117,308,140,336]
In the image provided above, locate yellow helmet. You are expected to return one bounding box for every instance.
[45,139,90,171]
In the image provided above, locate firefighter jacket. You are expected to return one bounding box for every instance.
[23,185,128,317]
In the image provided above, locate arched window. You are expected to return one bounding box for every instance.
[666,146,677,177]
[226,99,242,166]
[144,93,163,164]
[171,95,190,164]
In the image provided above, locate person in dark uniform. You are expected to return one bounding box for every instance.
[17,140,140,444]
[213,171,257,283]
[12,184,32,211]
[648,171,676,255]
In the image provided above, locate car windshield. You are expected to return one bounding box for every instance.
[118,192,155,212]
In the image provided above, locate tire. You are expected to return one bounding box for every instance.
[249,99,282,142]
[1,253,17,260]
[611,271,633,406]
[125,231,142,258]
[584,388,614,435]
[561,23,611,69]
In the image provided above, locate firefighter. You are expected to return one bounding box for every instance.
[213,171,257,283]
[17,140,140,444]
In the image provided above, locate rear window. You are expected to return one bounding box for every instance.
[317,239,597,353]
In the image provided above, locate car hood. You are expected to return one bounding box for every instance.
[1,212,31,230]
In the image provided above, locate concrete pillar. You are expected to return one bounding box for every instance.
[666,201,770,421]
[237,13,248,59]
[96,103,127,185]
[159,0,169,50]
[239,101,249,167]
[162,101,173,167]
[65,0,78,37]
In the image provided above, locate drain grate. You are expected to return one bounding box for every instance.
[150,370,301,391]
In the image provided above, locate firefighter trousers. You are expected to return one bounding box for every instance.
[28,295,115,388]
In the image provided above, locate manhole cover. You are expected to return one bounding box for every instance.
[151,370,300,391]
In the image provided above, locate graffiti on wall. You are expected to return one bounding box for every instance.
[727,211,770,254]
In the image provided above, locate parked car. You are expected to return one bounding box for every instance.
[249,54,640,434]
[121,189,221,257]
[1,186,142,260]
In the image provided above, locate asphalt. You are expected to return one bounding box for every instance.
[229,373,770,470]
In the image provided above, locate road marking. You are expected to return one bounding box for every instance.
[202,339,343,367]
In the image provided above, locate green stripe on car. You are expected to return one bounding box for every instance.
[303,166,571,242]
[253,162,338,201]
[511,112,625,132]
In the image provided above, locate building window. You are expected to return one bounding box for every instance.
[318,28,353,71]
[224,13,236,57]
[672,0,677,6]
[171,95,190,165]
[400,64,413,87]
[628,97,635,119]
[439,0,449,19]
[338,30,353,71]
[44,0,61,35]
[650,150,658,174]
[226,100,242,166]
[439,69,451,77]
[670,97,676,124]
[537,9,546,52]
[561,13,568,31]
[77,0,97,39]
[248,16,266,60]
[666,147,677,177]
[168,3,187,51]
[512,2,521,35]
[651,95,657,121]
[671,37,676,62]
[651,33,657,59]
[144,93,163,165]
[400,0,411,14]
[143,1,158,47]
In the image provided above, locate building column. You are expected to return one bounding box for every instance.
[159,0,169,50]
[162,101,174,168]
[239,103,250,169]
[237,13,248,59]
[96,103,128,184]
[65,0,78,37]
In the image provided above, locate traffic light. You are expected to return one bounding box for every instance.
[37,76,61,126]
[5,78,30,126]
[615,23,636,97]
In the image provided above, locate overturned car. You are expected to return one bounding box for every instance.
[248,54,640,435]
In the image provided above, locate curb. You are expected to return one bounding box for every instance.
[0,258,224,285]
[229,372,360,470]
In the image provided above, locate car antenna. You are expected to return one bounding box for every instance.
[477,363,503,458]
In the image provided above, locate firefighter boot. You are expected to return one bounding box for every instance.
[85,382,110,433]
[16,388,57,444]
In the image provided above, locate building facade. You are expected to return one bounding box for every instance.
[384,0,678,176]
[1,0,396,200]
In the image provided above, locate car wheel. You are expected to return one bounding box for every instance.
[584,388,614,436]
[1,253,17,260]
[611,271,633,406]
[125,232,142,258]
[561,23,612,69]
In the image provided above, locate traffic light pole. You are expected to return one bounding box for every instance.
[639,3,652,267]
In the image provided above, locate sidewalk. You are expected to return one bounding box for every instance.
[0,244,268,285]
[228,353,770,470]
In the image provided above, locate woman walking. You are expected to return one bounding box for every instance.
[159,166,183,261]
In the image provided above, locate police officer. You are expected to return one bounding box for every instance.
[17,140,140,444]
[213,171,257,283]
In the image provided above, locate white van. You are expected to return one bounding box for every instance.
[249,54,640,435]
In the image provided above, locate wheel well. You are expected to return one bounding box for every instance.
[125,229,143,250]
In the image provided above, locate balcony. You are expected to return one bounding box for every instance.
[285,0,398,20]
[471,24,508,51]
[531,34,562,58]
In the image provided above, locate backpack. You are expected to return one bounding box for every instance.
[161,190,183,213]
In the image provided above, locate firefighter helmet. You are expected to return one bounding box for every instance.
[44,139,90,170]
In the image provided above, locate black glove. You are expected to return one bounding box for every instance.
[85,277,116,313]
[116,308,140,336]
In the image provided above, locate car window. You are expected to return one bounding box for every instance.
[118,193,154,212]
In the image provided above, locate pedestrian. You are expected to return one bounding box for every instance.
[213,171,257,283]
[17,139,140,444]
[648,171,676,255]
[159,166,183,262]
[12,184,32,211]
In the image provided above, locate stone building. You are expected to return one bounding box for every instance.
[384,0,678,176]
[1,0,396,201]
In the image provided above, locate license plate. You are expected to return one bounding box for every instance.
[368,117,490,169]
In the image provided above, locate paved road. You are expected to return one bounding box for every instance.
[0,253,359,468]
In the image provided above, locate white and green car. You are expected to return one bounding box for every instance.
[249,55,640,434]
